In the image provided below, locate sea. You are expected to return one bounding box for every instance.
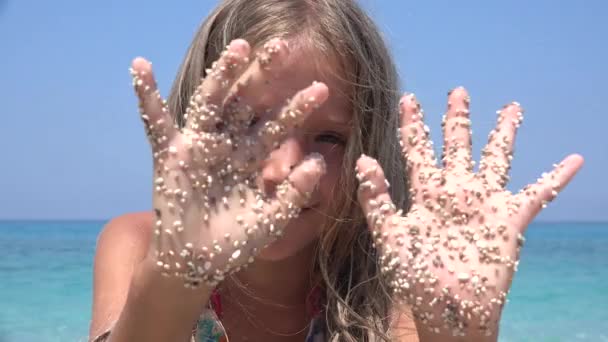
[0,221,606,342]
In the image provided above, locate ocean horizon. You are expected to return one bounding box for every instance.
[0,220,606,342]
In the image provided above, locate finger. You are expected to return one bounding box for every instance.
[355,154,398,233]
[478,102,524,189]
[130,57,177,153]
[257,82,328,151]
[514,154,584,228]
[222,38,290,128]
[185,39,251,132]
[441,87,473,175]
[263,153,326,238]
[398,93,438,188]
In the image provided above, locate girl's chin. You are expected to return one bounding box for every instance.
[256,211,321,261]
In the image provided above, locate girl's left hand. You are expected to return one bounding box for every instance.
[355,87,583,339]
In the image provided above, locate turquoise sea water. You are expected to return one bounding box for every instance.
[0,221,606,342]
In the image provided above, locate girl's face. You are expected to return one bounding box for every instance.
[255,49,352,261]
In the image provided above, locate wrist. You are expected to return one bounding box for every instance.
[416,325,498,342]
[136,255,215,300]
[413,311,500,342]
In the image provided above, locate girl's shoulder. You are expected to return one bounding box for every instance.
[97,211,155,251]
[104,211,155,231]
[90,211,156,340]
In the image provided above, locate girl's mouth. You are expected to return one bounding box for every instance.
[301,204,319,212]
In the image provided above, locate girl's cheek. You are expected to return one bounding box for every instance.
[316,146,345,202]
[314,143,345,166]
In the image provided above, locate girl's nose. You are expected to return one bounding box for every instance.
[259,136,305,194]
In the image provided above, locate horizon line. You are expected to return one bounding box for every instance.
[0,218,607,224]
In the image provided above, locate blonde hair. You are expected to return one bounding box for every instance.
[167,0,411,340]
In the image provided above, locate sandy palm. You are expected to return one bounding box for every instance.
[356,88,583,337]
[130,38,328,288]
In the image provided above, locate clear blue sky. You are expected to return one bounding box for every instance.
[0,0,605,221]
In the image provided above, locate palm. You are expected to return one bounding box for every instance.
[130,38,328,288]
[356,88,583,336]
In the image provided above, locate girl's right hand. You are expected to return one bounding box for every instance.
[130,38,328,289]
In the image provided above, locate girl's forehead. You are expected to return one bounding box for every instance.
[277,50,351,109]
[250,43,353,123]
[281,48,346,86]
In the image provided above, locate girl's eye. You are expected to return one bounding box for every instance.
[315,132,346,145]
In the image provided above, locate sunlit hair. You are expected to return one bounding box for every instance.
[167,0,411,340]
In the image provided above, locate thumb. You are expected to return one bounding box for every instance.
[262,153,326,237]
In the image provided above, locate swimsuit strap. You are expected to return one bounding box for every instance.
[209,289,223,318]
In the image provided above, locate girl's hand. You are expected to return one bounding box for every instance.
[355,88,583,338]
[130,38,328,289]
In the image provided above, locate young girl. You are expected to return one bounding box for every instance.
[89,0,583,341]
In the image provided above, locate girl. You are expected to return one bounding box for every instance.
[89,0,583,341]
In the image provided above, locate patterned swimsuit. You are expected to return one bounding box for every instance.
[193,289,326,342]
[92,289,326,342]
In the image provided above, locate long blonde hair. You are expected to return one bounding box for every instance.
[167,0,410,340]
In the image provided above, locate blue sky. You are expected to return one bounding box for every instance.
[0,0,605,221]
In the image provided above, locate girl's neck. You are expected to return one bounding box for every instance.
[222,242,317,306]
[215,242,319,340]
